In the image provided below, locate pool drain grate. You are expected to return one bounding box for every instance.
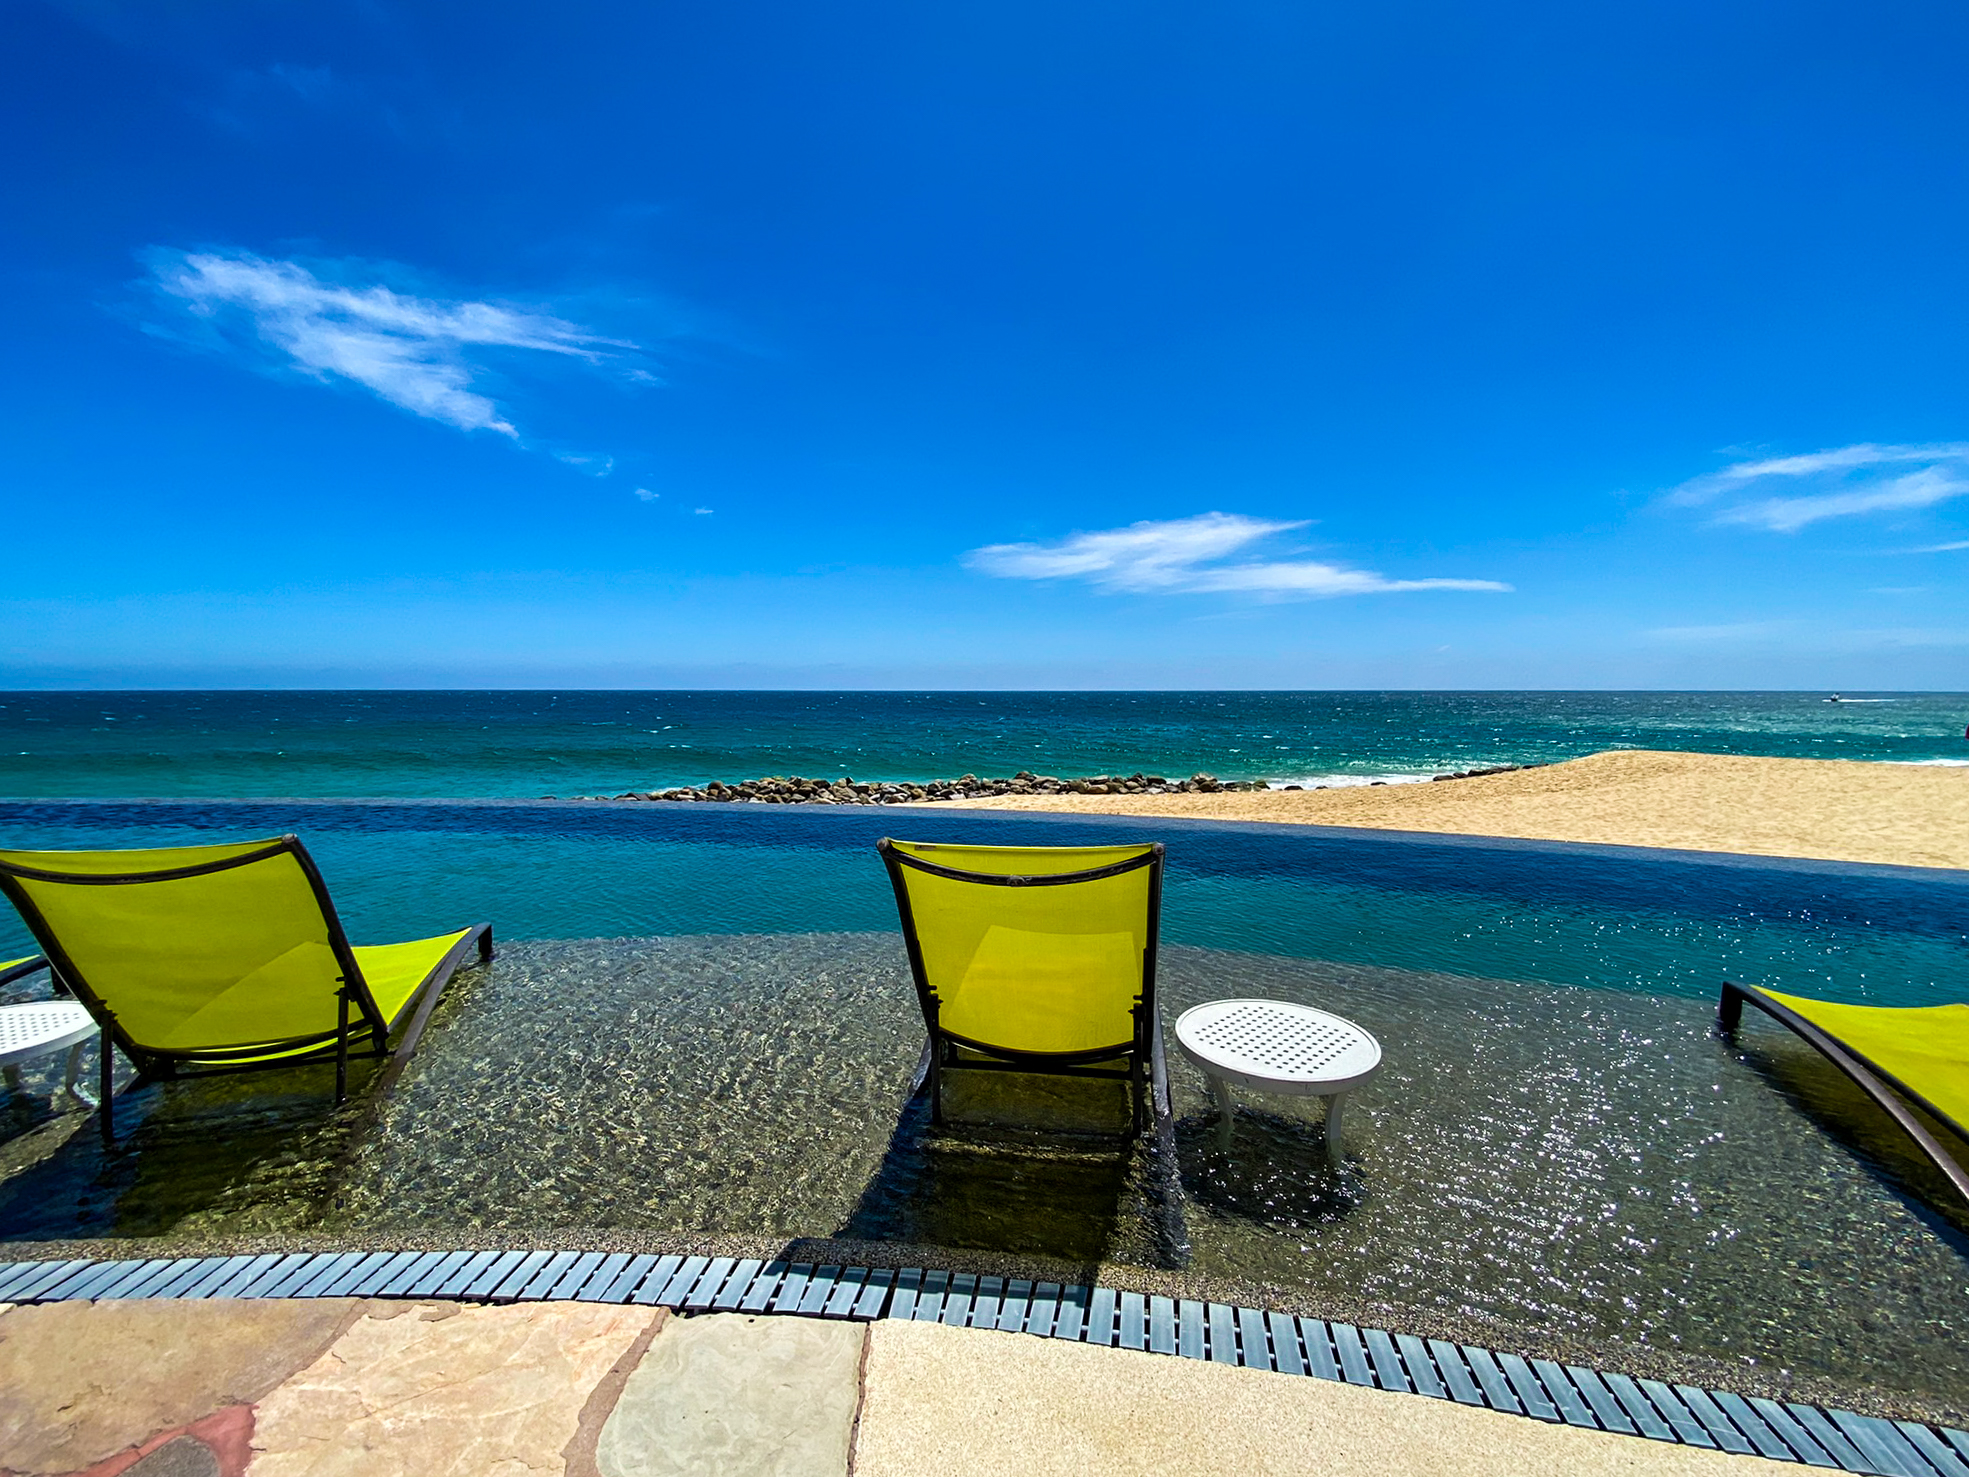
[0,1251,1962,1475]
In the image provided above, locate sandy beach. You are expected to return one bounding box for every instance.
[951,748,1969,871]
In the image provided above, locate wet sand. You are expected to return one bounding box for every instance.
[949,748,1969,870]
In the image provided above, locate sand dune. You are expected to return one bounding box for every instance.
[950,748,1969,870]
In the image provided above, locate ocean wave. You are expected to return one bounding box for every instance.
[1887,758,1969,767]
[1263,772,1436,790]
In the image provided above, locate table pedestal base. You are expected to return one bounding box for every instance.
[2,1042,95,1106]
[1210,1077,1350,1165]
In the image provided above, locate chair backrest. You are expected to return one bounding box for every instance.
[0,837,369,1059]
[1758,987,1969,1137]
[878,839,1163,1058]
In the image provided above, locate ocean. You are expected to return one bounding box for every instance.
[0,689,1963,799]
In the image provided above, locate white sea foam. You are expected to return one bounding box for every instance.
[1887,758,1969,767]
[1263,772,1436,790]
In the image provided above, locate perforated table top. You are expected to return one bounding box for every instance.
[1173,999,1381,1096]
[0,1000,95,1070]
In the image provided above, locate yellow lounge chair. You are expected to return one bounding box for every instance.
[0,836,492,1141]
[877,838,1170,1133]
[1718,981,1969,1205]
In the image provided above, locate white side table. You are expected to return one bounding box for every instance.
[1173,999,1381,1163]
[0,1000,99,1106]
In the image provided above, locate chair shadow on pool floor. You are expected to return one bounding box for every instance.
[833,1069,1191,1272]
[0,1059,372,1243]
[1728,1030,1969,1244]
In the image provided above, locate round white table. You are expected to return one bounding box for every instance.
[0,1000,98,1106]
[1173,999,1381,1162]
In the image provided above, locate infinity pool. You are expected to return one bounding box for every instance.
[1,801,1965,1413]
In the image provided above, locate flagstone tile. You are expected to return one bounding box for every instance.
[595,1313,863,1477]
[0,1298,356,1476]
[247,1301,659,1477]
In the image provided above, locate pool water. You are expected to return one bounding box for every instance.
[0,802,1965,1411]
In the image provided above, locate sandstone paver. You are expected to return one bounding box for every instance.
[0,1298,357,1476]
[594,1313,864,1477]
[245,1301,657,1477]
[854,1318,1799,1477]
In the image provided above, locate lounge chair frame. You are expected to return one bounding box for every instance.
[878,840,1171,1135]
[1718,980,1969,1206]
[0,836,492,1141]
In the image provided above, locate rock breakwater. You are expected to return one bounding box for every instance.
[562,763,1543,804]
[568,771,1269,804]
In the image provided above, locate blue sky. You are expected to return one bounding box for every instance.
[4,0,1968,689]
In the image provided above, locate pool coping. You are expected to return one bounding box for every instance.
[1,1248,1961,1475]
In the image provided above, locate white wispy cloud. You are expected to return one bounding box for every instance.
[1714,467,1969,533]
[965,513,1510,598]
[1667,443,1969,532]
[1647,620,1799,642]
[633,487,660,502]
[143,247,638,440]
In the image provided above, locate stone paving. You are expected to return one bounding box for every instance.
[595,1314,862,1477]
[0,1298,1802,1477]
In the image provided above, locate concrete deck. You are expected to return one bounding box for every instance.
[0,1299,1801,1477]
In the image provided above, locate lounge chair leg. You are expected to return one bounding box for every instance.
[1149,1012,1172,1126]
[98,1028,114,1144]
[1716,981,1745,1039]
[334,990,350,1105]
[928,1041,945,1127]
[1,1065,16,1094]
[1325,1093,1349,1166]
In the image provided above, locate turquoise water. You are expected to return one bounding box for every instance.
[2,801,1962,1007]
[3,689,1966,798]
